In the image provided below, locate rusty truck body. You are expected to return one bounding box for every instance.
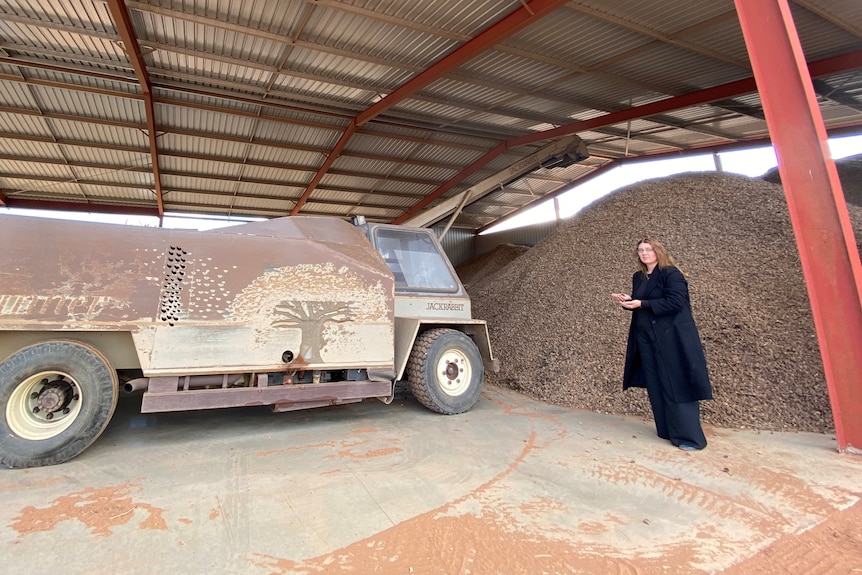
[0,214,495,468]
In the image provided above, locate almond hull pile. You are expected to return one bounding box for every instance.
[464,172,862,433]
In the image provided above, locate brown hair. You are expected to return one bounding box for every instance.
[636,237,679,275]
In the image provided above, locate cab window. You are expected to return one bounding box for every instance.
[374,228,458,292]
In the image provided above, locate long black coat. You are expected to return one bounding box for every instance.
[622,266,713,402]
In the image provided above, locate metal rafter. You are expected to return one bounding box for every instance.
[813,79,862,113]
[393,48,862,224]
[289,0,573,215]
[105,0,164,221]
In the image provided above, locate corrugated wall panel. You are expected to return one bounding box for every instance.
[433,225,477,268]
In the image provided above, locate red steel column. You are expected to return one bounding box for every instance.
[735,0,862,452]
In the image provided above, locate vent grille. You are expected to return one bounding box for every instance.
[159,246,188,326]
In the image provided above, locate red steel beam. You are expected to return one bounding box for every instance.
[290,0,571,216]
[735,0,862,452]
[393,48,862,224]
[106,0,165,222]
[355,0,570,127]
[290,123,357,216]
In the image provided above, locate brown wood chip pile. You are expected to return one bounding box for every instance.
[764,153,862,206]
[466,172,862,433]
[456,243,531,289]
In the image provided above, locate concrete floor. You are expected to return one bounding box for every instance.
[2,383,860,575]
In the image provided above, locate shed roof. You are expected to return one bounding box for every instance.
[1,0,860,230]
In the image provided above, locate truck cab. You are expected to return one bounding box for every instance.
[360,221,496,390]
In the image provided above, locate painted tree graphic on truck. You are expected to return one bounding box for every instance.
[227,262,392,363]
[271,301,355,362]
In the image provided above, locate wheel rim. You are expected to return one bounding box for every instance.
[6,371,83,440]
[435,348,472,396]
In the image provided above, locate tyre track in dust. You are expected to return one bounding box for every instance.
[586,458,791,532]
[247,424,664,575]
[718,498,862,575]
[247,389,649,574]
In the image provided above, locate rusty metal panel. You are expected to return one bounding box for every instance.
[139,379,393,413]
[0,214,395,376]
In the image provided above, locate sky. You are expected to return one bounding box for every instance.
[4,134,862,234]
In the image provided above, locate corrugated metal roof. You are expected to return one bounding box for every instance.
[1,0,860,229]
[510,8,648,68]
[790,4,862,59]
[572,0,734,35]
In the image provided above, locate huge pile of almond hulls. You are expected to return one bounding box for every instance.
[459,166,862,433]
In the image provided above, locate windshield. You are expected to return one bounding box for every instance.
[374,228,459,292]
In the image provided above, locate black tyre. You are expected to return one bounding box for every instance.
[406,328,484,414]
[0,340,118,468]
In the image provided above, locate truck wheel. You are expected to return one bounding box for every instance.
[406,328,484,415]
[0,340,118,468]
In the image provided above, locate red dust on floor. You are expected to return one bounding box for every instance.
[246,498,862,575]
[9,483,167,537]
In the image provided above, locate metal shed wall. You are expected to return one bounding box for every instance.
[475,220,559,257]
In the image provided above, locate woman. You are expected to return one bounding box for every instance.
[611,238,712,451]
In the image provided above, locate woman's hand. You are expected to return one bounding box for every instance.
[611,293,631,303]
[621,299,642,309]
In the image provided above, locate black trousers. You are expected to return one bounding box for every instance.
[635,330,707,449]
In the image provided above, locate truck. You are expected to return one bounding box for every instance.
[0,214,496,468]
